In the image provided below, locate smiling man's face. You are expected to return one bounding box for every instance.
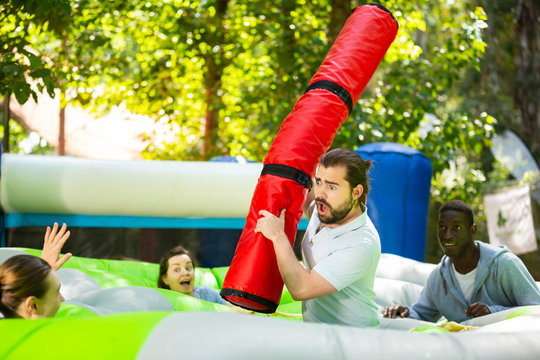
[437,210,476,259]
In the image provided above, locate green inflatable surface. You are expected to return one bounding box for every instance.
[3,248,540,359]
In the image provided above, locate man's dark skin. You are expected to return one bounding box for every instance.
[382,209,491,319]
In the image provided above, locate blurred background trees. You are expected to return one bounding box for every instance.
[1,0,539,265]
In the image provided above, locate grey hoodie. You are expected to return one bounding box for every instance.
[409,241,540,323]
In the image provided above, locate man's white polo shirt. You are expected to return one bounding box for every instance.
[301,207,381,327]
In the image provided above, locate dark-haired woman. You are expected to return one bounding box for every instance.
[0,223,71,318]
[158,245,226,305]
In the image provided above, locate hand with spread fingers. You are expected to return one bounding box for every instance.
[41,223,72,271]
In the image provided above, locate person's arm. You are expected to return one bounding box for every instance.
[255,209,336,301]
[485,256,540,314]
[407,274,443,322]
[40,223,72,271]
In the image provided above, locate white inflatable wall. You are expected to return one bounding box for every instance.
[0,154,263,218]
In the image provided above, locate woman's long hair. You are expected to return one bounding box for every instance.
[0,255,51,318]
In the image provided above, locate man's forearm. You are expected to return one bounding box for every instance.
[272,233,311,300]
[255,209,335,300]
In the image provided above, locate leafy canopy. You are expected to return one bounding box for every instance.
[2,0,499,209]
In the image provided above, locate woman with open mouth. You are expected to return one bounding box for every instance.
[158,245,227,305]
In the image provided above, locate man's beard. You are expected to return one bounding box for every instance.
[316,194,355,225]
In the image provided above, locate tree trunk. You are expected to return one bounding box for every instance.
[276,0,298,100]
[58,98,66,156]
[328,0,351,44]
[515,0,539,159]
[58,33,68,156]
[202,0,229,159]
[2,92,10,153]
[203,58,222,159]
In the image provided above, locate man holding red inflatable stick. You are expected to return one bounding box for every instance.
[220,4,398,314]
[256,148,380,327]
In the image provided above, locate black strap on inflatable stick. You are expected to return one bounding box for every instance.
[261,163,313,190]
[263,81,352,190]
[219,288,278,314]
[304,80,353,115]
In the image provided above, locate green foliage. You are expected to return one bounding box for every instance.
[459,0,536,145]
[0,0,70,103]
[334,1,495,208]
[2,0,513,212]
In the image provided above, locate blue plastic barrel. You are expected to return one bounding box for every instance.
[355,143,432,261]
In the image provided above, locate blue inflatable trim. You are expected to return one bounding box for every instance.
[5,213,309,230]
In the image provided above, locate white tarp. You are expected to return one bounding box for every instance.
[484,184,537,255]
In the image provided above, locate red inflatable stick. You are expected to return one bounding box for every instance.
[220,4,398,313]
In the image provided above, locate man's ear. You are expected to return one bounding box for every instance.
[470,223,477,236]
[352,184,364,201]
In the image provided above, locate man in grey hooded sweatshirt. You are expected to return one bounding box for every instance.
[382,200,540,323]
